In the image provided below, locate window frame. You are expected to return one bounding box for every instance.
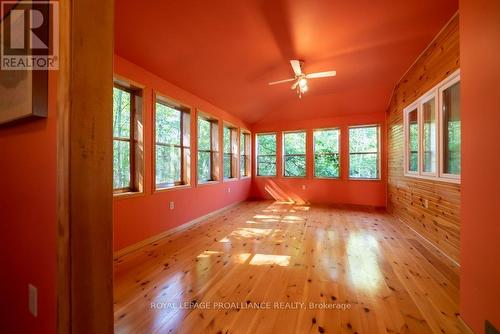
[223,123,238,180]
[348,124,381,181]
[313,127,341,179]
[439,71,461,181]
[152,93,192,192]
[403,69,460,183]
[282,130,307,178]
[239,130,251,178]
[112,80,144,196]
[256,132,277,177]
[197,111,220,185]
[420,93,438,177]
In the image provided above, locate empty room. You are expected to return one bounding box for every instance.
[0,0,499,333]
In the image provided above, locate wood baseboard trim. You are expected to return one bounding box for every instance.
[114,201,242,259]
[398,217,460,267]
[458,315,474,334]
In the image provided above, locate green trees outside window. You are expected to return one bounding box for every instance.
[403,72,460,181]
[223,126,234,179]
[113,86,132,190]
[422,98,436,173]
[283,131,306,177]
[314,129,340,178]
[349,126,380,179]
[442,81,460,175]
[198,117,213,182]
[408,108,419,172]
[155,101,189,188]
[240,132,250,177]
[257,133,276,176]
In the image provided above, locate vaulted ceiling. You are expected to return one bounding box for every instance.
[115,0,457,124]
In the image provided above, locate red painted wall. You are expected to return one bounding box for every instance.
[460,0,500,332]
[113,56,252,251]
[0,73,57,333]
[250,113,387,207]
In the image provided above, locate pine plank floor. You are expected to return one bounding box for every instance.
[113,201,471,334]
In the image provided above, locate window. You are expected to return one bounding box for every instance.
[197,114,219,183]
[256,133,277,176]
[403,70,460,182]
[313,129,340,178]
[154,96,190,189]
[283,131,306,177]
[349,125,380,179]
[240,131,251,177]
[223,125,237,179]
[441,78,460,176]
[422,96,437,173]
[113,83,143,193]
[407,106,419,173]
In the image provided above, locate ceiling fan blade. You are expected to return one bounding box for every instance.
[291,80,299,90]
[306,70,337,79]
[290,60,302,76]
[268,78,295,85]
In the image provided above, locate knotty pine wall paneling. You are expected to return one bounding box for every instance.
[386,14,460,263]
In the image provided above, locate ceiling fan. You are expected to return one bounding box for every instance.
[268,60,337,98]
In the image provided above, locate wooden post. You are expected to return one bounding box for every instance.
[57,0,114,333]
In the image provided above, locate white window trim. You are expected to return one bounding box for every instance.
[403,101,420,177]
[438,72,461,182]
[420,92,439,178]
[403,69,460,184]
[348,124,381,181]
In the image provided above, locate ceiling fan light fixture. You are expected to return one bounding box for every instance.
[268,59,336,98]
[299,77,307,88]
[299,82,308,94]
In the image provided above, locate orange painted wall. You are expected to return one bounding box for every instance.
[0,73,57,333]
[460,0,500,332]
[250,113,387,207]
[113,56,252,251]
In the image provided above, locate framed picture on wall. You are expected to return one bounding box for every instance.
[0,1,49,125]
[0,66,48,125]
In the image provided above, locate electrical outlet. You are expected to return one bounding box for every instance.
[169,201,174,210]
[228,187,231,193]
[302,185,306,190]
[28,284,37,317]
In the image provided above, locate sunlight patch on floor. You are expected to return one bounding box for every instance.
[230,227,273,239]
[346,233,382,294]
[234,253,252,264]
[249,254,291,267]
[197,250,222,258]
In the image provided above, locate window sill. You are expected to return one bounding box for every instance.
[348,177,382,182]
[403,173,461,184]
[113,191,144,200]
[223,177,240,183]
[255,175,277,178]
[240,176,251,180]
[313,176,341,180]
[154,184,191,193]
[197,180,221,187]
[282,176,306,179]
